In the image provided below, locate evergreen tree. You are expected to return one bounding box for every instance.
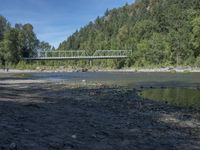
[58,0,200,67]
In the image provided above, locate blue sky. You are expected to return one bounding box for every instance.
[0,0,133,48]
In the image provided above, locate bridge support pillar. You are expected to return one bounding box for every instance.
[89,59,93,67]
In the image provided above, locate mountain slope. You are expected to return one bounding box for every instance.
[59,0,200,67]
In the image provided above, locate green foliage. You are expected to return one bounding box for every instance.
[191,16,200,57]
[2,29,19,64]
[15,24,38,58]
[136,33,170,66]
[0,16,10,40]
[58,0,200,68]
[195,57,200,67]
[1,0,200,69]
[0,17,51,68]
[38,41,52,52]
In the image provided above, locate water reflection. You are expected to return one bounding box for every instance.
[139,88,200,107]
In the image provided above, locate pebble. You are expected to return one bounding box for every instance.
[9,143,17,150]
[71,135,77,139]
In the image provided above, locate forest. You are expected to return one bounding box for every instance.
[59,0,200,68]
[0,0,200,69]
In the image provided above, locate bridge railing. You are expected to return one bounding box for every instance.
[93,50,132,57]
[27,50,132,60]
[36,50,132,58]
[37,50,86,58]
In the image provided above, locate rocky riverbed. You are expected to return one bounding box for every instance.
[0,82,200,150]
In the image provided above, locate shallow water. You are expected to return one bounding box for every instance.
[29,72,200,88]
[139,88,200,107]
[2,72,200,107]
[4,72,200,88]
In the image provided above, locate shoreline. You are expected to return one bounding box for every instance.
[1,67,200,73]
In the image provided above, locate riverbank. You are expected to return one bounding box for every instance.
[0,81,200,149]
[1,66,200,73]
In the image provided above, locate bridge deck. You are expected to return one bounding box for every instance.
[24,56,128,60]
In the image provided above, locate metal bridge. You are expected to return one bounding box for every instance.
[24,50,132,60]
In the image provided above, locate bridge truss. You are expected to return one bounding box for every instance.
[24,50,132,60]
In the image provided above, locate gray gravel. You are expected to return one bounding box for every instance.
[0,83,200,150]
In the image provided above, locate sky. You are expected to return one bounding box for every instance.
[0,0,134,48]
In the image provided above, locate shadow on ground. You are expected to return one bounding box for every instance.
[0,83,200,150]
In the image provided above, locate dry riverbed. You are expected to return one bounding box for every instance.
[0,81,200,150]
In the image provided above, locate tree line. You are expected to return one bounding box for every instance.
[59,0,200,68]
[0,16,53,68]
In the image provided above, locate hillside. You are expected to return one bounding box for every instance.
[58,0,200,67]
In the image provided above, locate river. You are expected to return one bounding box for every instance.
[2,71,200,107]
[26,72,200,87]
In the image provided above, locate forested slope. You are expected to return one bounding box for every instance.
[59,0,200,67]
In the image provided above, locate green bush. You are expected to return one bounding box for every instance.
[195,57,200,67]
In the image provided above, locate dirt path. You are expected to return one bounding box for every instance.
[0,83,200,150]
